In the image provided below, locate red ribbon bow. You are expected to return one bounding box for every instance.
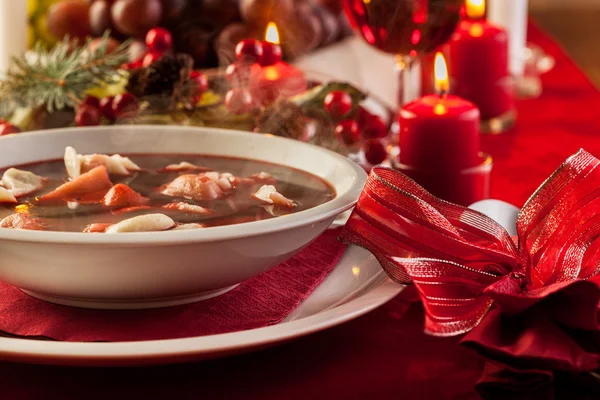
[341,149,600,374]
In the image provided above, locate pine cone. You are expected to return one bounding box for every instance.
[126,53,195,110]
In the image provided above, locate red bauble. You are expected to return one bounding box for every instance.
[112,93,138,117]
[99,96,115,120]
[225,88,254,115]
[259,41,282,66]
[142,51,163,67]
[0,123,21,136]
[235,39,263,63]
[324,91,352,119]
[362,115,388,139]
[81,95,100,110]
[364,139,387,165]
[335,120,360,146]
[145,27,172,52]
[75,105,102,127]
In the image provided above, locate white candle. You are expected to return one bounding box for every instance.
[0,0,28,77]
[488,0,529,78]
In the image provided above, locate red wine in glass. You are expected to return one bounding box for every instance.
[343,0,463,105]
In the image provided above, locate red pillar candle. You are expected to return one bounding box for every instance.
[400,95,480,170]
[397,53,492,206]
[400,54,480,171]
[445,0,515,122]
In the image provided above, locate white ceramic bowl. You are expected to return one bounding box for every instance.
[0,126,367,309]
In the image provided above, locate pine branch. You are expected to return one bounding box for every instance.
[0,33,130,113]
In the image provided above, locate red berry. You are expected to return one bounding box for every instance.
[335,120,360,146]
[362,115,388,139]
[324,91,352,119]
[145,27,172,53]
[142,51,163,67]
[224,88,254,115]
[190,70,209,93]
[112,93,138,118]
[189,70,209,104]
[364,139,387,165]
[235,39,263,62]
[99,96,115,120]
[225,62,259,88]
[357,106,374,129]
[259,41,282,66]
[0,123,21,136]
[75,105,102,127]
[81,95,100,110]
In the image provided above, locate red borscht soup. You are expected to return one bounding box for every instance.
[0,147,336,233]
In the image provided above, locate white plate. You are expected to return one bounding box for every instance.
[0,245,402,366]
[0,200,517,366]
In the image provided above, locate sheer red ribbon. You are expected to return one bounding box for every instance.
[341,150,600,368]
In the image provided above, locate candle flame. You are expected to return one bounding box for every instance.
[466,0,485,20]
[434,52,449,95]
[265,22,280,45]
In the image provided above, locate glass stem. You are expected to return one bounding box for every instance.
[395,55,419,109]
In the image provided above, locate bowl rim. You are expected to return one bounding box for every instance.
[0,125,367,245]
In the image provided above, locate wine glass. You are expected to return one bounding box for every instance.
[343,0,463,107]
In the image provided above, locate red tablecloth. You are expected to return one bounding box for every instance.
[2,23,600,400]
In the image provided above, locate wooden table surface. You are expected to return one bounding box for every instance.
[532,9,600,87]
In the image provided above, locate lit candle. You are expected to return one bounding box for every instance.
[397,53,492,205]
[488,0,528,79]
[399,53,480,171]
[0,1,27,78]
[445,0,515,132]
[249,23,307,105]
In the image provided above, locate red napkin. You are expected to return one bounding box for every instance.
[340,151,600,395]
[0,228,346,342]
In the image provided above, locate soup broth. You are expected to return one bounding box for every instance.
[0,153,336,233]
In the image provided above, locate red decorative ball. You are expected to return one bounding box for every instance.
[142,51,163,67]
[235,39,263,63]
[0,123,21,136]
[81,95,100,110]
[75,105,102,127]
[225,88,254,115]
[112,93,138,118]
[335,120,360,146]
[324,91,352,119]
[364,139,387,165]
[145,27,172,53]
[259,41,282,66]
[362,115,388,139]
[99,96,115,120]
